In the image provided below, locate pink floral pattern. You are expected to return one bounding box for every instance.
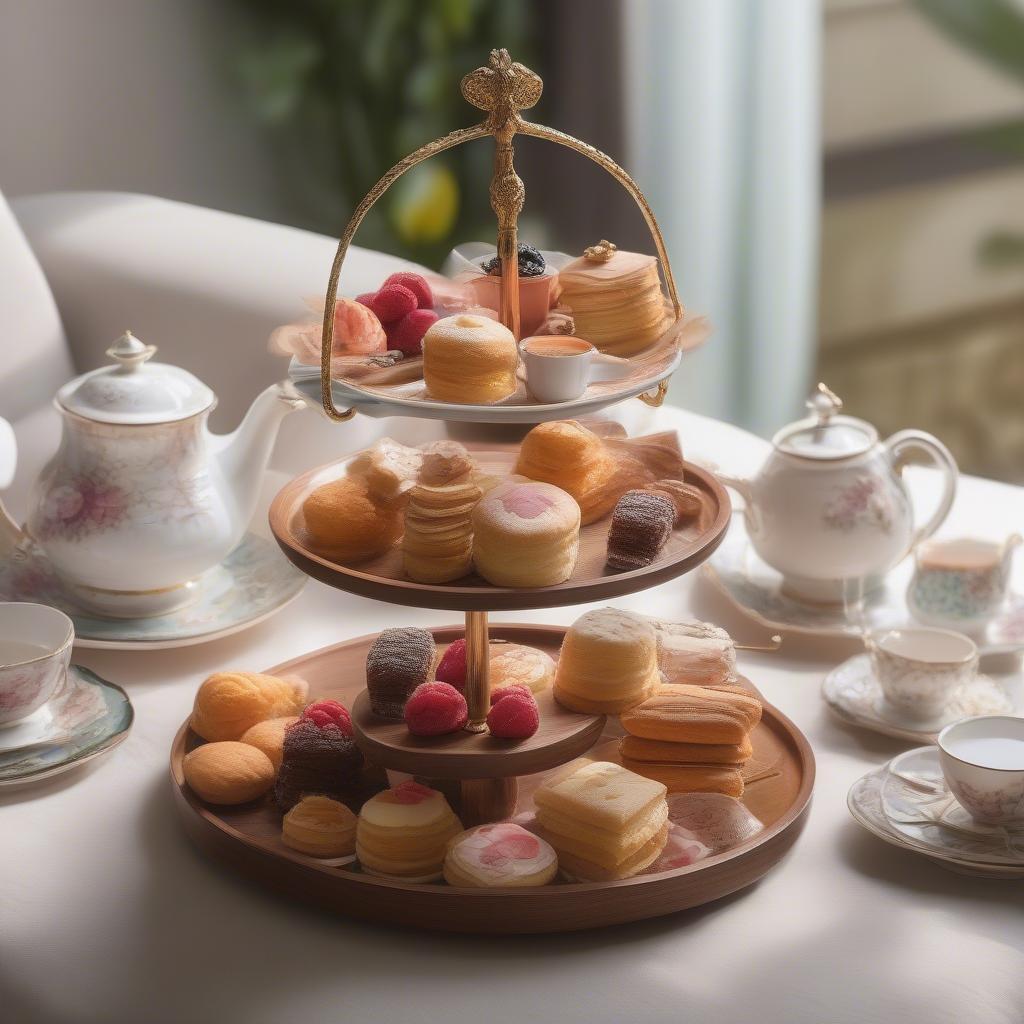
[823,475,894,534]
[35,474,126,541]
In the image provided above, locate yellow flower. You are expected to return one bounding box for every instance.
[390,163,459,244]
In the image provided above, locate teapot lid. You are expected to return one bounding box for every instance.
[773,383,876,459]
[56,332,215,425]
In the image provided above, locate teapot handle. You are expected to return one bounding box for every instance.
[0,417,24,556]
[883,429,958,551]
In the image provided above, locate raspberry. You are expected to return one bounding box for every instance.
[382,272,433,309]
[299,698,352,736]
[404,681,468,736]
[386,308,438,356]
[355,292,377,308]
[370,283,417,324]
[486,692,539,740]
[435,639,467,691]
[489,684,533,705]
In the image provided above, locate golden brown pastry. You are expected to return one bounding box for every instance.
[239,715,300,771]
[402,480,482,584]
[191,672,308,742]
[620,684,762,745]
[553,608,659,714]
[556,245,671,356]
[619,734,753,765]
[183,741,276,805]
[422,313,519,404]
[514,420,616,525]
[619,759,745,797]
[282,795,357,858]
[301,475,404,563]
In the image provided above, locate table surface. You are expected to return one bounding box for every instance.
[2,403,1022,1024]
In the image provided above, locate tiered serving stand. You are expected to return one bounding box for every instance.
[170,50,815,933]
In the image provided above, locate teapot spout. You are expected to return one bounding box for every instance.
[213,383,304,535]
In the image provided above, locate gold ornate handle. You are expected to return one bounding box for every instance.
[318,49,684,422]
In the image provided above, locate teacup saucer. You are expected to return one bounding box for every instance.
[705,515,1024,649]
[0,664,133,785]
[881,746,1024,867]
[847,765,1024,878]
[0,532,305,650]
[822,653,1014,743]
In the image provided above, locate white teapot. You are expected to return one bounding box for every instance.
[0,332,304,617]
[720,384,958,603]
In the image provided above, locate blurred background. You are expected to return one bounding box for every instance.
[2,0,1024,481]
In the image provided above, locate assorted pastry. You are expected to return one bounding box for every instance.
[297,419,705,590]
[271,239,678,405]
[180,604,765,887]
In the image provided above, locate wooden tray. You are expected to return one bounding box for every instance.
[269,445,730,611]
[170,624,815,934]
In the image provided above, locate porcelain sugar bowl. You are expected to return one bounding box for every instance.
[0,332,304,617]
[720,384,958,603]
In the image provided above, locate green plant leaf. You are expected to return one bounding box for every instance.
[914,0,1024,85]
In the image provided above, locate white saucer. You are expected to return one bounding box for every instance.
[881,746,1024,867]
[0,664,133,785]
[0,532,306,650]
[823,653,1015,742]
[705,514,1024,649]
[847,765,1024,878]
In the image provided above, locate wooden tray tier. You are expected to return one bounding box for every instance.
[170,624,815,934]
[268,445,731,612]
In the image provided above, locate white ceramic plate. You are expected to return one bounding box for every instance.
[822,653,1016,743]
[705,514,1024,650]
[847,766,1024,878]
[289,342,688,425]
[0,532,305,650]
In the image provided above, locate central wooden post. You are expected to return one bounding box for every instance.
[464,609,490,732]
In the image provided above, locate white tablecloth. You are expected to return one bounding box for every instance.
[2,405,1022,1024]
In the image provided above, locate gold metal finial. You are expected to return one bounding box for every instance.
[584,239,618,263]
[317,49,684,422]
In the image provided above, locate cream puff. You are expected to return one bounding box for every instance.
[471,481,580,587]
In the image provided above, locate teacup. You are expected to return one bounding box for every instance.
[520,336,628,403]
[938,715,1024,825]
[867,627,978,722]
[907,535,1020,632]
[0,603,73,725]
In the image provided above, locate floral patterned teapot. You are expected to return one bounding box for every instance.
[0,332,304,617]
[719,384,958,603]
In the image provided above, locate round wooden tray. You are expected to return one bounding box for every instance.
[268,445,731,611]
[170,624,815,934]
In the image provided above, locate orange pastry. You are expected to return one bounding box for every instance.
[190,672,308,742]
[553,608,659,714]
[620,685,761,745]
[620,734,753,765]
[514,420,616,525]
[301,475,403,563]
[422,313,519,404]
[619,760,744,798]
[239,715,300,771]
[183,741,275,805]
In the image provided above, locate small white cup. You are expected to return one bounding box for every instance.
[520,336,628,404]
[938,715,1024,825]
[867,626,977,722]
[0,603,73,725]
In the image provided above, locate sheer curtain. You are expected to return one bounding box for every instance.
[624,0,822,436]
